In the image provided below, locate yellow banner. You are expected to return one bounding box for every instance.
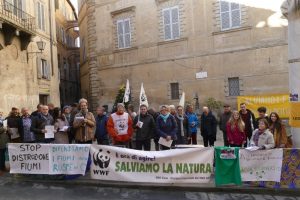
[290,102,300,128]
[237,94,290,119]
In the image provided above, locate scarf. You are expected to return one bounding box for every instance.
[160,113,170,123]
[253,129,264,146]
[176,114,185,137]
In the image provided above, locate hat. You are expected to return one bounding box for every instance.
[117,103,125,108]
[63,105,70,111]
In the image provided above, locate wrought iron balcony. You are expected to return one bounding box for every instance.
[0,1,36,50]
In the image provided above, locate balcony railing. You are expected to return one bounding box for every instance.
[0,1,36,33]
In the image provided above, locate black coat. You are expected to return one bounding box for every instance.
[30,113,54,142]
[200,112,217,139]
[133,113,156,141]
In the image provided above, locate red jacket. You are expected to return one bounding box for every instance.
[226,122,246,145]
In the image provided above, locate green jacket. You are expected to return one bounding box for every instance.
[0,127,9,149]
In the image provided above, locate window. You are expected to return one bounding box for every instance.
[228,77,240,96]
[163,6,180,41]
[170,83,179,100]
[40,59,48,79]
[117,18,131,49]
[37,1,45,31]
[39,94,48,105]
[220,0,241,30]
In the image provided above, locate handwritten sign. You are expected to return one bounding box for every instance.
[8,143,50,174]
[49,144,90,175]
[239,149,283,182]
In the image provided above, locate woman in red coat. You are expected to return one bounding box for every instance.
[226,111,246,147]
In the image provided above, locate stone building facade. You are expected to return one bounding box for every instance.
[55,0,80,107]
[0,0,60,114]
[78,0,289,112]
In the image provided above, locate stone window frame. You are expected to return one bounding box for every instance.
[116,18,132,49]
[224,76,244,97]
[213,0,248,33]
[219,0,241,31]
[156,0,185,42]
[162,5,180,41]
[111,6,136,50]
[168,82,181,100]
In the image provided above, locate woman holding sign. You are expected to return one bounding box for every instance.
[156,105,178,150]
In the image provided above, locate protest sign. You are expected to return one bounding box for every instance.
[8,143,50,174]
[9,144,90,175]
[239,149,283,182]
[90,145,214,183]
[49,144,90,175]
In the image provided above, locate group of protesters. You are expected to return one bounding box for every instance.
[0,98,292,175]
[219,103,293,150]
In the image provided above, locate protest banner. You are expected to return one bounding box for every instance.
[8,143,50,174]
[237,94,289,118]
[8,144,90,175]
[239,149,283,182]
[49,144,90,175]
[90,145,214,183]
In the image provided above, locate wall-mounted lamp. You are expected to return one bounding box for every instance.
[27,39,46,62]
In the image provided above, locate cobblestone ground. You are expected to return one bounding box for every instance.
[0,179,298,200]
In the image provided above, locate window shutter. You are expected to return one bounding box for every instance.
[47,62,51,80]
[163,9,171,40]
[41,4,45,31]
[171,7,180,39]
[231,3,241,28]
[117,20,124,48]
[37,2,41,29]
[36,57,42,79]
[220,1,230,30]
[124,19,131,48]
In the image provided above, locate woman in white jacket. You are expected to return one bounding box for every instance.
[250,118,275,150]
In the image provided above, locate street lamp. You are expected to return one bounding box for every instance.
[27,39,46,62]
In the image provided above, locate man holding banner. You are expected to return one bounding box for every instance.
[107,103,133,148]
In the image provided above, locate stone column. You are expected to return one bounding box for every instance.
[86,0,99,112]
[282,0,300,147]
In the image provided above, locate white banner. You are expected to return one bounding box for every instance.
[90,145,214,183]
[49,144,90,175]
[8,144,90,175]
[8,143,50,174]
[239,149,283,182]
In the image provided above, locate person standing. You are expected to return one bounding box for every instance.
[269,112,290,148]
[239,103,256,147]
[186,105,199,144]
[226,111,246,147]
[148,108,160,151]
[95,106,109,145]
[107,103,133,148]
[0,119,8,175]
[156,105,178,150]
[6,107,21,143]
[219,104,232,146]
[169,105,176,116]
[254,107,269,129]
[250,119,275,149]
[30,105,55,143]
[31,104,43,117]
[175,105,189,145]
[200,107,217,147]
[73,99,96,144]
[133,104,156,151]
[53,108,69,144]
[69,103,79,144]
[19,107,35,143]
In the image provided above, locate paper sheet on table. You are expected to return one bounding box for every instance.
[245,146,260,151]
[59,126,69,132]
[10,128,20,139]
[158,137,173,148]
[45,125,55,139]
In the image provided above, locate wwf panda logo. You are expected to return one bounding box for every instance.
[93,149,111,169]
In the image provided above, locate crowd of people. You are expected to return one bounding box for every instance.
[0,98,292,175]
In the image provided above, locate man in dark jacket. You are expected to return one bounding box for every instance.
[239,103,256,147]
[31,103,43,117]
[95,106,109,145]
[19,107,35,143]
[133,105,156,151]
[219,104,232,146]
[200,107,217,147]
[30,105,55,143]
[6,107,21,143]
[254,106,269,129]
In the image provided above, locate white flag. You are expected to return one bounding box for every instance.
[179,92,185,107]
[139,83,148,107]
[123,79,130,103]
